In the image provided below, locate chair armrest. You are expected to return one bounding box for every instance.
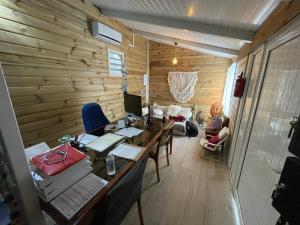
[203,142,221,148]
[205,134,214,140]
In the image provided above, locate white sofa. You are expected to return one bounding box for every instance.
[151,105,192,136]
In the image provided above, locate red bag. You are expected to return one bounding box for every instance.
[31,144,86,176]
[234,72,246,97]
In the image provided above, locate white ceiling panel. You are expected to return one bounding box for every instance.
[93,0,280,31]
[119,18,243,50]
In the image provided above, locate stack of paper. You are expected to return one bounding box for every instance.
[26,143,93,202]
[85,133,124,152]
[50,173,108,220]
[115,127,143,138]
[25,142,51,161]
[110,143,145,161]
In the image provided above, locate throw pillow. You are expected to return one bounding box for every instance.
[218,127,229,139]
[170,115,185,122]
[167,105,181,117]
[209,117,222,130]
[153,108,164,116]
[208,135,220,144]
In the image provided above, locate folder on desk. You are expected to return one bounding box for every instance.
[85,133,124,152]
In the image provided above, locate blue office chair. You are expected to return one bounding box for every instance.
[82,103,110,135]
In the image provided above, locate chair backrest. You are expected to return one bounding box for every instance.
[82,103,109,134]
[151,124,173,157]
[222,116,230,128]
[93,156,148,225]
[160,124,174,146]
[218,127,229,141]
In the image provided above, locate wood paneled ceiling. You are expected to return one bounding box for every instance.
[92,0,283,58]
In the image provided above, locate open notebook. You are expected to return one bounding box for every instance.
[110,143,145,161]
[85,133,124,152]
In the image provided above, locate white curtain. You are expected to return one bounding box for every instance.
[168,71,198,103]
[222,63,236,116]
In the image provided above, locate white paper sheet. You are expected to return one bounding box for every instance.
[85,133,124,152]
[117,120,126,128]
[50,173,108,220]
[25,142,51,160]
[115,127,143,138]
[110,143,145,161]
[71,133,98,145]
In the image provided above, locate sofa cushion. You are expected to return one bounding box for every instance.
[178,109,192,119]
[218,127,229,139]
[153,108,164,116]
[209,117,222,130]
[167,105,182,117]
[173,122,186,136]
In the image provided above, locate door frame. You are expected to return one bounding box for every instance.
[232,15,300,225]
[228,53,253,170]
[0,64,45,225]
[236,15,300,191]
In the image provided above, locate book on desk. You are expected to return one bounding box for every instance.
[27,143,95,202]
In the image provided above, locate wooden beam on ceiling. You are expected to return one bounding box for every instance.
[101,9,255,41]
[133,30,239,56]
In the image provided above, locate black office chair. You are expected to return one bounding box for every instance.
[93,156,148,225]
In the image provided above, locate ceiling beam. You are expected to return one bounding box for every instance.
[132,30,239,56]
[101,8,255,41]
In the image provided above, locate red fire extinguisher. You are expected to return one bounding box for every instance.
[234,72,246,97]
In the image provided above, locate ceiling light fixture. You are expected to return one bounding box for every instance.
[172,42,178,65]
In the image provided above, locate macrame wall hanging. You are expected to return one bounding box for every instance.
[168,71,198,103]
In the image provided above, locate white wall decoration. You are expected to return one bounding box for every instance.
[168,71,198,103]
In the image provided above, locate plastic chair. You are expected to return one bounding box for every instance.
[200,127,229,152]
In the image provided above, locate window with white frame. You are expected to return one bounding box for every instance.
[108,49,124,77]
[222,63,236,116]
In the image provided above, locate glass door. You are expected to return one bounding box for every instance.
[230,47,263,188]
[237,19,300,225]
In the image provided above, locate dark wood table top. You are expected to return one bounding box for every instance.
[41,118,173,225]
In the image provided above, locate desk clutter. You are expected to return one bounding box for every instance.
[27,143,95,202]
[25,129,145,203]
[24,112,152,222]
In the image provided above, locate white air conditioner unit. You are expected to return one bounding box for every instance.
[92,21,122,45]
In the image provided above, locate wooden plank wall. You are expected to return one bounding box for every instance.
[149,41,231,119]
[0,0,148,147]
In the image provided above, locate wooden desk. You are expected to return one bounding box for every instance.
[41,119,174,225]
